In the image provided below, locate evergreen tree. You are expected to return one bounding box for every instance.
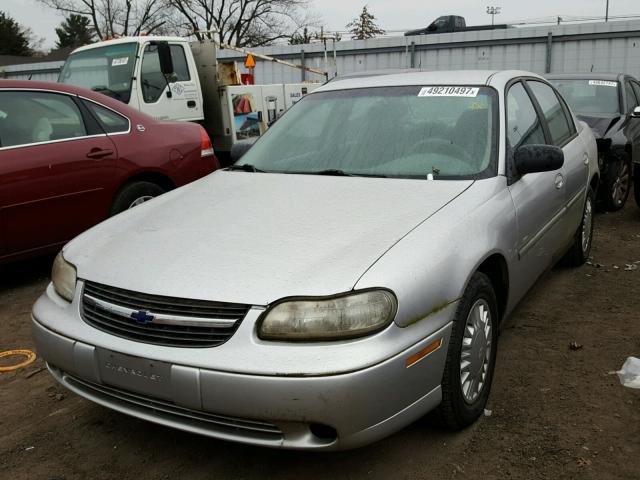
[55,14,94,49]
[0,11,32,56]
[346,6,385,40]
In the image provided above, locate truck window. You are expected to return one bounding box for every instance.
[140,44,191,104]
[58,42,138,103]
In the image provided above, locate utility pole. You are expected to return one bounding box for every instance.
[486,6,502,27]
[605,0,610,22]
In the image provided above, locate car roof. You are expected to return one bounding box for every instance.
[71,36,186,54]
[0,79,149,120]
[316,70,545,92]
[546,72,629,82]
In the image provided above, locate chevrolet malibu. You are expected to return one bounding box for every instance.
[33,70,598,450]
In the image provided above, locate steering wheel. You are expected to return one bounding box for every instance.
[410,137,473,165]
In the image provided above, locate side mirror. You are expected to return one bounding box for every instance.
[632,106,640,118]
[514,144,564,176]
[155,42,175,79]
[230,140,255,162]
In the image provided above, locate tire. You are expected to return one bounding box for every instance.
[603,154,632,211]
[110,181,166,216]
[438,272,499,430]
[564,187,595,267]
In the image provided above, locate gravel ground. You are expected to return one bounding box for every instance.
[1,202,639,480]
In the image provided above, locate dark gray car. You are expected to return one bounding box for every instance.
[548,73,640,210]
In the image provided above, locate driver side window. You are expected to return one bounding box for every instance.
[140,44,190,104]
[506,82,545,149]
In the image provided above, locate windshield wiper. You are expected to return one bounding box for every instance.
[91,86,122,100]
[310,169,354,176]
[225,164,266,172]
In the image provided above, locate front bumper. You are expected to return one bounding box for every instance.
[33,317,450,450]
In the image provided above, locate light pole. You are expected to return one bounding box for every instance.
[605,0,610,22]
[486,6,502,27]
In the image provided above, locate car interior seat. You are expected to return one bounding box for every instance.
[32,117,53,143]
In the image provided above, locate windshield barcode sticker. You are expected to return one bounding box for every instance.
[589,80,617,87]
[112,57,129,66]
[418,86,479,97]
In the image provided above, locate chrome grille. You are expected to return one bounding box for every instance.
[80,281,250,348]
[61,371,283,442]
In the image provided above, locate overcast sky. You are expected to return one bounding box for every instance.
[3,0,640,50]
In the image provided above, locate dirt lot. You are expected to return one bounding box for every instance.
[1,203,639,480]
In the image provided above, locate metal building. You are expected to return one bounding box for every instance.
[3,19,640,84]
[216,19,640,84]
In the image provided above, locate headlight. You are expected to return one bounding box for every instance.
[52,252,77,302]
[259,289,397,341]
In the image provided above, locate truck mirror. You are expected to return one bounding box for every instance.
[156,42,175,79]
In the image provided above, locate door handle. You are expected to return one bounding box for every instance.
[86,148,114,160]
[554,173,564,189]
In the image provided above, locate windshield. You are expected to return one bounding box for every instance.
[59,43,138,103]
[549,79,620,115]
[237,86,497,179]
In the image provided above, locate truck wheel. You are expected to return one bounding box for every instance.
[603,155,631,211]
[438,272,499,430]
[110,181,166,216]
[564,187,595,267]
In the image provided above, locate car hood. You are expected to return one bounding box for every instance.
[65,172,473,305]
[578,113,621,138]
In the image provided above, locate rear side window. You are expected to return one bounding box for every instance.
[527,81,574,147]
[506,82,545,148]
[84,101,129,134]
[0,91,86,148]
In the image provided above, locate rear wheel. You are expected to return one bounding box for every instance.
[603,155,632,211]
[438,272,499,430]
[110,181,166,216]
[564,187,595,267]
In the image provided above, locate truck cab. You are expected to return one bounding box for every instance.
[59,36,320,157]
[427,15,466,33]
[58,37,205,124]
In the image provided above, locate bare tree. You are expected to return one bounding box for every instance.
[166,0,317,47]
[38,0,168,39]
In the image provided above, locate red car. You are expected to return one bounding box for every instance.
[0,80,218,263]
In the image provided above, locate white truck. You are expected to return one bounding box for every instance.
[57,36,321,158]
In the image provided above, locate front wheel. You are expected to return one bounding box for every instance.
[564,187,595,267]
[603,155,632,211]
[110,181,166,216]
[438,272,499,430]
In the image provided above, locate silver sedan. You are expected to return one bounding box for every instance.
[32,70,598,450]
